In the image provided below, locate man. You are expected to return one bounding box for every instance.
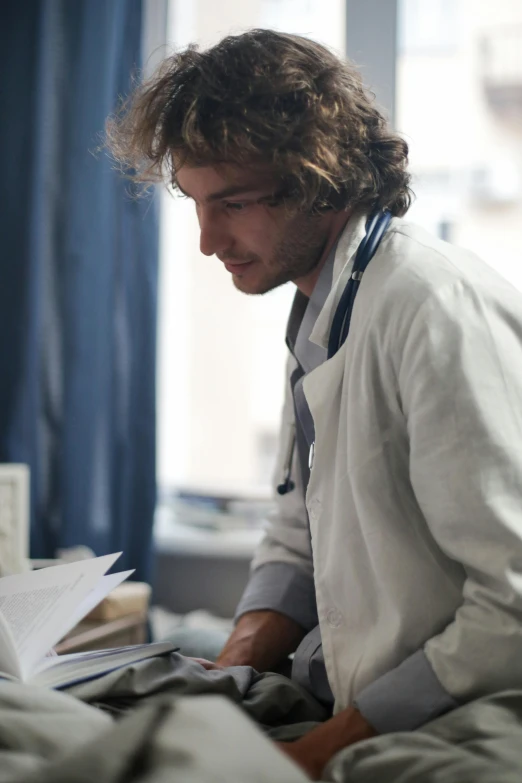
[108,30,522,779]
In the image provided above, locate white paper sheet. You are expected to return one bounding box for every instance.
[0,553,121,679]
[56,569,135,642]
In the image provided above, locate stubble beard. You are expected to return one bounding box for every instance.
[232,213,328,296]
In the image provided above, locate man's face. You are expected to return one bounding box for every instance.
[175,163,334,295]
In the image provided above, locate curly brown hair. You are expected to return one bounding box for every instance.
[106,29,412,216]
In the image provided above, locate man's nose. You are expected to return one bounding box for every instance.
[198,209,230,257]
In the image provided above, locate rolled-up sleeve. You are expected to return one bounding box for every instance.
[235,562,318,631]
[354,650,457,732]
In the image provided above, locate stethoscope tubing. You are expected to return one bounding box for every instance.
[278,209,392,494]
[327,209,392,359]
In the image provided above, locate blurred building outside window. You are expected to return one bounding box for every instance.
[397,0,522,288]
[399,0,460,54]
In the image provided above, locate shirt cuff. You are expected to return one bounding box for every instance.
[354,649,458,733]
[235,562,318,631]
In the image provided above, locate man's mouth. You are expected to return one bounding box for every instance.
[223,260,255,274]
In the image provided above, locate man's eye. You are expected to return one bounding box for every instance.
[225,202,248,211]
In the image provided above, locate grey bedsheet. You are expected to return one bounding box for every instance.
[0,651,521,782]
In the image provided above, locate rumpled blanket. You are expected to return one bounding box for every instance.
[0,651,521,782]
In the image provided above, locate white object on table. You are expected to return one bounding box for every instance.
[0,464,30,577]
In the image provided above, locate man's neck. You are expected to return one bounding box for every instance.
[294,210,352,298]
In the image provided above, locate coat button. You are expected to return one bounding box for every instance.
[326,608,343,628]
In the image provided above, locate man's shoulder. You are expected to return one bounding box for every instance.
[356,215,522,353]
[371,216,515,313]
[383,217,483,285]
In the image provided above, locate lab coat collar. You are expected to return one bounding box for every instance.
[309,210,369,350]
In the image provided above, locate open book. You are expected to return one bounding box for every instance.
[0,552,176,688]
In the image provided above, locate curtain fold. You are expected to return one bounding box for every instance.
[0,0,160,581]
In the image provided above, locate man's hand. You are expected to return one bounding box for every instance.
[192,657,224,671]
[215,610,306,671]
[190,608,305,672]
[275,706,376,780]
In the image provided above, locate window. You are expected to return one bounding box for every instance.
[398,0,460,54]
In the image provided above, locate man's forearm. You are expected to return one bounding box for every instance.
[277,707,377,780]
[216,609,306,671]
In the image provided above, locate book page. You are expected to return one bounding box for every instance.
[0,553,121,680]
[56,569,134,642]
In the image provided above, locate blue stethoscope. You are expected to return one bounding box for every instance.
[277,208,392,495]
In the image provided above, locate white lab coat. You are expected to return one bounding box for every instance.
[252,212,522,712]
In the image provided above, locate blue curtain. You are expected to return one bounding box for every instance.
[0,0,160,581]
